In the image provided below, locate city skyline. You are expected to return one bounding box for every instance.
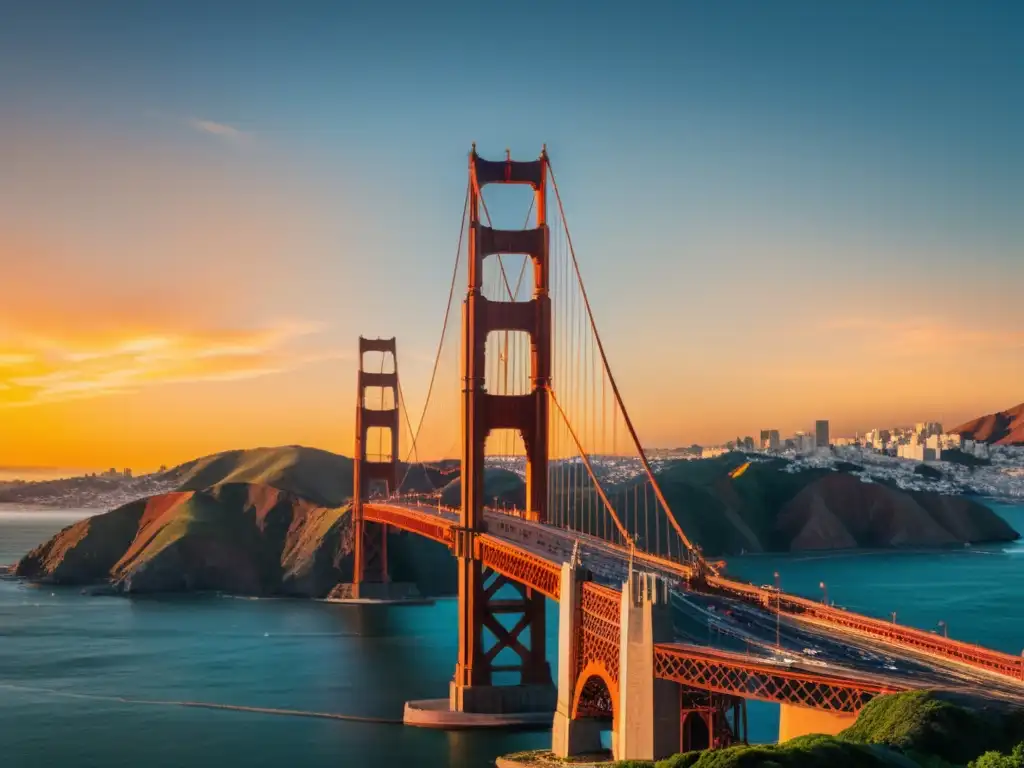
[2,1,1022,469]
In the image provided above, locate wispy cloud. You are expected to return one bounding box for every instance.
[0,321,347,408]
[186,117,252,145]
[0,353,35,367]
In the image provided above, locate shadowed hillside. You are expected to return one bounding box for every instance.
[16,447,1015,594]
[644,455,1017,557]
[16,483,455,596]
[953,402,1024,446]
[162,447,1016,557]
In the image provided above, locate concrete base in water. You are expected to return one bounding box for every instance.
[778,702,858,742]
[403,699,554,730]
[326,582,431,605]
[552,712,604,756]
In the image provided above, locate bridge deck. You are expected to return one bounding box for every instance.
[363,499,1024,705]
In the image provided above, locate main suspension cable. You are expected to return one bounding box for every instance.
[546,158,706,569]
[398,180,469,491]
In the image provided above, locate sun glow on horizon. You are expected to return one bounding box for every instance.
[2,2,1021,470]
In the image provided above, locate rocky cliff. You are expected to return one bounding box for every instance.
[15,482,455,596]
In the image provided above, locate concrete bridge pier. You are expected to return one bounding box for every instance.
[613,572,681,762]
[552,563,604,757]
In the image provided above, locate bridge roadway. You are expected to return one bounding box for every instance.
[365,499,1024,706]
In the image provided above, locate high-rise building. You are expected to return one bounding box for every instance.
[743,436,755,451]
[760,430,771,449]
[768,430,780,452]
[815,420,830,448]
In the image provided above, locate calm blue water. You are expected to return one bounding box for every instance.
[1,502,1022,767]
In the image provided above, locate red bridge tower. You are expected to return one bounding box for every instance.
[351,336,399,596]
[450,146,556,713]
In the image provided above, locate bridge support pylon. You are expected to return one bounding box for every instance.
[333,336,422,603]
[451,146,555,715]
[406,146,557,726]
[613,573,681,762]
[552,562,604,757]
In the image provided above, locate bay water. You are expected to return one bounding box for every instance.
[1,502,1021,767]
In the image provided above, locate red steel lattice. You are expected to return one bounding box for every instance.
[477,535,561,600]
[654,644,901,713]
[706,575,1024,680]
[363,504,455,547]
[571,583,621,720]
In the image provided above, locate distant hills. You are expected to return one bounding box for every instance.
[13,445,1019,595]
[952,402,1024,447]
[159,446,1019,556]
[161,445,455,506]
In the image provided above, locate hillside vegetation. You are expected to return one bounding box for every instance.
[15,482,455,596]
[162,445,450,505]
[164,446,354,506]
[504,692,1024,768]
[641,455,1016,557]
[157,447,1016,558]
[15,446,1016,592]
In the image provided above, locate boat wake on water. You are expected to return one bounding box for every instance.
[0,682,404,725]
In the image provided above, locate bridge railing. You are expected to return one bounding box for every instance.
[368,494,1024,683]
[653,642,902,713]
[706,574,1024,681]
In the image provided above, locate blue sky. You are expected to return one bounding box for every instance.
[1,1,1021,465]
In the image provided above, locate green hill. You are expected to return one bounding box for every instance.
[164,446,353,506]
[645,455,1016,557]
[153,447,1016,558]
[16,482,456,597]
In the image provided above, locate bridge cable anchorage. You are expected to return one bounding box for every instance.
[546,157,712,575]
[397,179,470,493]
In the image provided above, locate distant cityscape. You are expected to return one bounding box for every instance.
[690,419,992,464]
[3,416,1022,512]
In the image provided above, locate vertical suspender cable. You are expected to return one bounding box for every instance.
[398,181,469,491]
[548,158,706,571]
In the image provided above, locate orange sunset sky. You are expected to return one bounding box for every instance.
[2,4,1022,472]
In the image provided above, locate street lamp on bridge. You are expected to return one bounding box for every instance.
[819,581,828,606]
[773,571,781,650]
[938,620,948,638]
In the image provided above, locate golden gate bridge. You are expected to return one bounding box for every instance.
[341,147,1024,762]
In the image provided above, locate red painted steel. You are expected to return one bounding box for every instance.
[363,504,455,548]
[353,336,399,587]
[357,501,959,719]
[706,575,1024,680]
[364,499,1024,689]
[451,147,554,703]
[571,582,622,720]
[477,535,562,600]
[654,643,902,713]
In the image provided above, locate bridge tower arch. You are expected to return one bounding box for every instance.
[450,146,555,713]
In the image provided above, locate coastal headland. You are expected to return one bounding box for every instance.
[11,445,1018,596]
